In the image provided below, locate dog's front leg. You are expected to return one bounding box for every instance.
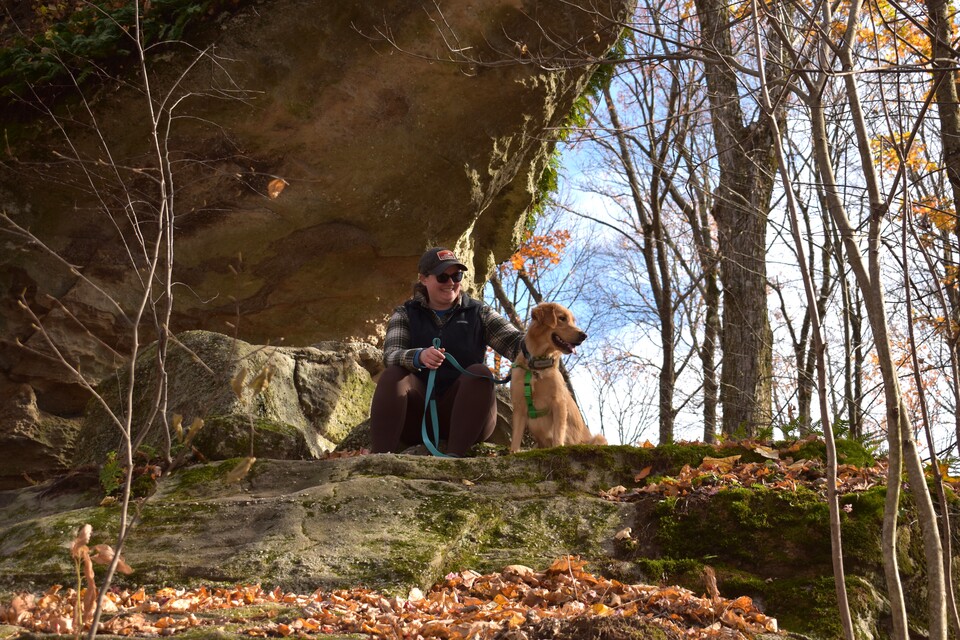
[510,374,526,453]
[511,412,526,453]
[555,401,569,447]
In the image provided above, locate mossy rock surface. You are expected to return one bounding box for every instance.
[0,440,941,640]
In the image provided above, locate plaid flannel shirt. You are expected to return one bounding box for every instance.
[383,291,523,371]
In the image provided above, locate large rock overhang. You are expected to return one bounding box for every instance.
[0,0,630,406]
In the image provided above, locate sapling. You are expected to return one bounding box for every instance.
[69,524,133,636]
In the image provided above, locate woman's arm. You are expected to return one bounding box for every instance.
[383,307,423,370]
[480,304,524,361]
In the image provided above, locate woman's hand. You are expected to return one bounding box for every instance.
[420,345,446,369]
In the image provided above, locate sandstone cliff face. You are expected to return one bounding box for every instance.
[0,0,630,457]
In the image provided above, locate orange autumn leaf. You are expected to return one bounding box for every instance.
[267,178,288,199]
[547,556,589,574]
[700,455,741,473]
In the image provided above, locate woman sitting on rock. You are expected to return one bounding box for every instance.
[370,247,523,457]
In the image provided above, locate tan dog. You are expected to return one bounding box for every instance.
[510,302,607,452]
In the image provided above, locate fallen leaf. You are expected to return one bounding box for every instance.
[599,485,627,500]
[703,565,720,601]
[89,544,115,565]
[700,455,741,473]
[183,418,204,444]
[407,587,424,602]
[249,365,275,395]
[502,565,534,579]
[48,614,72,634]
[267,178,288,199]
[754,445,780,459]
[547,556,588,574]
[71,525,92,559]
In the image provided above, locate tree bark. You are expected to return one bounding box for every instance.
[693,0,778,436]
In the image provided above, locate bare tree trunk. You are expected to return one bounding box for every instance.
[693,0,777,436]
[809,99,911,640]
[833,244,866,440]
[672,182,720,442]
[666,103,720,442]
[700,263,721,443]
[904,202,960,638]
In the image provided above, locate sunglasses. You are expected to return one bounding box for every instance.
[435,271,465,283]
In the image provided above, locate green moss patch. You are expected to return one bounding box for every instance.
[654,486,832,575]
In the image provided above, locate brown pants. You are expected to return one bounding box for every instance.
[370,364,497,457]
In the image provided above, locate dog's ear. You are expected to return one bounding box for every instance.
[532,304,558,328]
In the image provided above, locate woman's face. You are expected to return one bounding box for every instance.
[419,267,464,310]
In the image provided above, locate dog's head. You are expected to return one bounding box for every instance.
[529,302,587,355]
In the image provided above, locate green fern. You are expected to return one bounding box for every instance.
[0,0,245,101]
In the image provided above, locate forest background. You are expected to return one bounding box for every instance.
[486,0,960,471]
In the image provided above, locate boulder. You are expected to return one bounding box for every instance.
[0,376,80,490]
[75,330,380,465]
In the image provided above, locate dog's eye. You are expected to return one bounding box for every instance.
[558,315,567,322]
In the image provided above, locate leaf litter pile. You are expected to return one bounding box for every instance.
[1,438,908,639]
[2,556,776,639]
[598,439,891,503]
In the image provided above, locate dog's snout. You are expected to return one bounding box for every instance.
[578,331,587,342]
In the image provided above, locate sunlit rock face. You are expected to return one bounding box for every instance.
[0,0,630,474]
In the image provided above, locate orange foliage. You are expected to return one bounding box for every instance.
[859,0,931,59]
[870,132,937,175]
[912,195,956,233]
[501,229,571,279]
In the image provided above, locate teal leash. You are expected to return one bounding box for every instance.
[420,338,510,457]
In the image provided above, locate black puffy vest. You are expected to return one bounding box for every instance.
[405,297,486,396]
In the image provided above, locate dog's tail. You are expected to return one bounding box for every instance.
[589,434,608,446]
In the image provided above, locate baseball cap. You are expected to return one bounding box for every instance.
[418,247,468,275]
